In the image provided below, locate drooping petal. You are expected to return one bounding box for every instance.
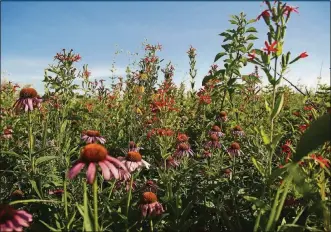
[5,220,15,231]
[68,162,85,179]
[13,215,29,227]
[106,155,129,171]
[86,162,97,184]
[27,98,33,111]
[104,160,119,179]
[99,161,111,180]
[16,211,33,222]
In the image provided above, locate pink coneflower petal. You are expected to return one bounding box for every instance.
[13,215,29,227]
[68,162,85,179]
[106,156,129,171]
[99,161,111,180]
[141,204,148,217]
[104,160,119,179]
[24,101,29,112]
[27,98,33,111]
[116,156,125,161]
[5,220,15,231]
[16,211,32,222]
[86,162,97,184]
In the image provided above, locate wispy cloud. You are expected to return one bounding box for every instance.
[1,56,128,92]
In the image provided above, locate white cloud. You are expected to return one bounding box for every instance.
[1,56,128,92]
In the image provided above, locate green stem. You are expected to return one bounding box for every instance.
[274,177,292,223]
[126,176,134,231]
[64,178,68,219]
[253,211,261,232]
[28,111,34,174]
[265,179,285,231]
[149,218,154,232]
[93,177,99,231]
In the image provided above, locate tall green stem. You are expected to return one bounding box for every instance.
[64,179,68,219]
[126,176,134,231]
[93,177,99,231]
[28,111,35,174]
[149,218,154,232]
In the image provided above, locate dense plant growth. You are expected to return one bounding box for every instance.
[1,1,330,232]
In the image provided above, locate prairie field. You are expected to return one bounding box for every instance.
[0,1,330,232]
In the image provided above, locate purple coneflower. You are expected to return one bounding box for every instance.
[68,144,130,184]
[139,192,165,217]
[13,87,42,112]
[81,130,106,144]
[145,180,159,193]
[177,133,189,143]
[117,151,150,172]
[227,142,241,157]
[217,111,228,122]
[232,125,245,137]
[49,189,64,196]
[174,143,194,158]
[209,125,225,138]
[2,127,13,139]
[203,149,212,158]
[165,156,180,169]
[0,204,33,232]
[205,134,221,149]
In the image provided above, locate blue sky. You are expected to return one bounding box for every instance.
[1,1,330,93]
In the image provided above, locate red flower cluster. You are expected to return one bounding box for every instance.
[187,45,197,58]
[145,43,162,51]
[54,52,81,62]
[281,140,292,163]
[147,128,174,139]
[310,154,330,168]
[144,56,159,64]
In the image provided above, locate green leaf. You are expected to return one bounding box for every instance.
[227,78,237,86]
[29,180,43,199]
[83,182,93,232]
[222,44,231,52]
[246,27,258,33]
[263,68,275,85]
[229,19,237,24]
[246,34,258,40]
[219,32,231,37]
[246,43,254,52]
[214,52,227,62]
[35,156,58,166]
[0,151,29,161]
[251,157,265,177]
[265,100,272,114]
[270,93,284,120]
[9,199,61,205]
[247,18,257,24]
[39,220,61,231]
[238,46,246,53]
[271,134,283,150]
[202,75,215,86]
[293,113,331,162]
[260,127,270,145]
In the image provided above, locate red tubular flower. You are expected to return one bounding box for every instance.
[256,9,270,21]
[310,154,330,168]
[299,52,308,58]
[263,41,278,55]
[284,5,299,14]
[248,50,256,60]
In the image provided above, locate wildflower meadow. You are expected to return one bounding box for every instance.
[1,1,330,232]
